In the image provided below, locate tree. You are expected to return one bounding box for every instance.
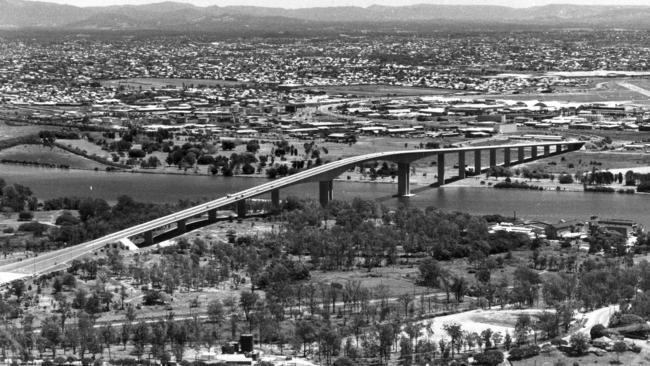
[222,141,236,150]
[569,333,590,355]
[246,140,260,153]
[77,311,97,360]
[613,341,627,363]
[10,280,25,300]
[132,321,150,360]
[481,328,493,349]
[296,320,317,357]
[537,312,559,340]
[239,291,259,331]
[41,315,62,357]
[590,324,607,340]
[242,163,255,174]
[515,314,533,345]
[207,299,225,342]
[504,332,512,350]
[451,276,468,302]
[443,323,463,358]
[397,293,413,318]
[474,349,504,366]
[100,324,115,360]
[18,211,33,221]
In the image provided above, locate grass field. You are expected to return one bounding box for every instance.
[310,84,456,97]
[522,150,650,176]
[0,144,109,170]
[101,77,249,89]
[0,120,55,139]
[519,347,646,366]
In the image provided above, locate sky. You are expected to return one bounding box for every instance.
[33,0,650,7]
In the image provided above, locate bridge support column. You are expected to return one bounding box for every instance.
[544,145,550,156]
[458,151,465,179]
[556,144,563,153]
[504,147,511,167]
[271,189,280,209]
[518,146,525,162]
[237,200,246,219]
[474,150,481,175]
[177,219,186,233]
[319,180,333,207]
[208,209,217,224]
[437,153,445,186]
[144,231,153,246]
[489,148,496,168]
[531,146,538,158]
[397,163,411,196]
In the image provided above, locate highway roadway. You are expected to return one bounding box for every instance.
[0,141,583,284]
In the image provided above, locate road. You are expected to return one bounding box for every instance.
[617,81,650,98]
[575,304,619,336]
[0,141,583,284]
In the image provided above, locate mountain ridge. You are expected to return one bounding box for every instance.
[3,1,650,30]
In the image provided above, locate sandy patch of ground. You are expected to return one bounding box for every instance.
[413,308,545,341]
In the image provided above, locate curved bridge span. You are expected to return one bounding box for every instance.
[0,140,583,282]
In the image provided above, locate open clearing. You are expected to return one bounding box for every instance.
[312,84,455,97]
[101,77,249,89]
[0,144,108,170]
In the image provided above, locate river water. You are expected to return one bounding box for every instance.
[2,164,649,226]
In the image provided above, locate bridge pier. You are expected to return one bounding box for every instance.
[556,144,563,153]
[237,200,246,219]
[177,219,187,233]
[319,180,333,207]
[397,163,411,196]
[271,189,280,209]
[489,148,497,168]
[208,209,217,223]
[504,147,511,167]
[531,146,538,158]
[544,145,550,156]
[518,146,525,162]
[458,151,465,179]
[474,150,481,175]
[437,153,445,186]
[144,231,153,246]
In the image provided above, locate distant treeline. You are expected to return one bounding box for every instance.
[0,159,70,169]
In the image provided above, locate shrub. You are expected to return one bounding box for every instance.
[508,345,540,361]
[590,324,607,339]
[610,313,645,327]
[221,141,236,150]
[2,227,14,234]
[241,163,255,175]
[17,221,49,236]
[474,350,504,366]
[637,182,650,193]
[18,211,33,221]
[266,167,278,179]
[569,333,590,355]
[494,181,542,190]
[127,149,146,158]
[585,186,615,193]
[558,174,574,184]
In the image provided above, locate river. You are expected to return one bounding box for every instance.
[2,164,649,226]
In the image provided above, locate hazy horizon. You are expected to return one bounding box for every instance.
[25,0,650,9]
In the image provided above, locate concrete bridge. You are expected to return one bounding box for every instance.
[0,140,584,282]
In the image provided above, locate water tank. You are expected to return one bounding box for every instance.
[239,334,253,353]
